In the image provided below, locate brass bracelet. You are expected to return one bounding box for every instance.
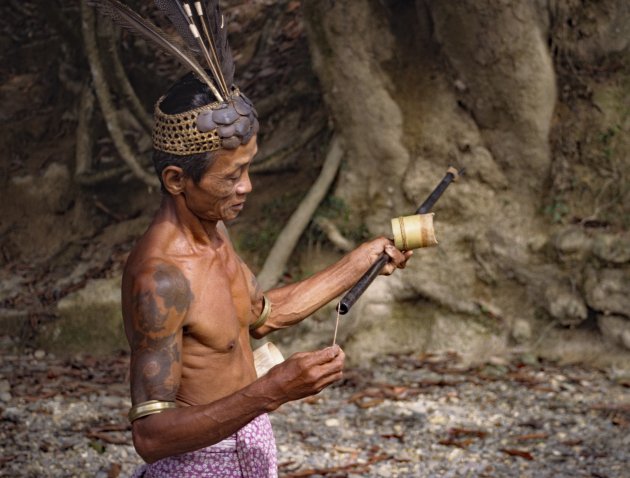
[128,400,177,423]
[249,294,271,331]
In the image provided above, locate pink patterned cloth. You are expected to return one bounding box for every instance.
[132,414,277,478]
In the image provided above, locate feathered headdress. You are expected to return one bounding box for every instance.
[88,0,258,155]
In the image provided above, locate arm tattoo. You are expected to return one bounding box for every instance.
[155,265,194,314]
[131,264,194,401]
[132,334,181,400]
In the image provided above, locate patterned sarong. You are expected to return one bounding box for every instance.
[132,414,277,478]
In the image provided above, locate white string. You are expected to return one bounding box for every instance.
[332,303,341,346]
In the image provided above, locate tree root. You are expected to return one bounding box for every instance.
[75,83,95,178]
[100,19,153,133]
[251,119,326,174]
[81,3,159,188]
[75,165,130,187]
[257,136,344,290]
[314,217,355,252]
[74,83,138,187]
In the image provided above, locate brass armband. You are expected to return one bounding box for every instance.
[249,294,271,332]
[128,400,177,423]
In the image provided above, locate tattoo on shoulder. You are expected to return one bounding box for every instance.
[133,264,194,334]
[154,264,194,314]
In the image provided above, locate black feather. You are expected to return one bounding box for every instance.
[154,0,201,55]
[204,0,235,88]
[87,0,223,101]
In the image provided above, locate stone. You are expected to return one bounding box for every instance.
[553,227,593,260]
[598,315,630,350]
[101,396,126,408]
[429,414,449,425]
[584,267,630,316]
[543,284,587,326]
[511,319,532,343]
[593,232,630,264]
[39,277,127,356]
[469,145,509,189]
[1,407,20,424]
[519,352,540,366]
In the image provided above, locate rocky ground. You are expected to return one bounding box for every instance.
[1,337,628,478]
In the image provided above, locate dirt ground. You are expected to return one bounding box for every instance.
[1,343,628,477]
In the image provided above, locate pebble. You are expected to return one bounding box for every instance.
[1,349,628,478]
[324,418,340,427]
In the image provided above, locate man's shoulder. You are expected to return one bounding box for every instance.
[124,254,185,290]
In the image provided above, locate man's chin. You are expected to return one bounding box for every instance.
[222,210,242,222]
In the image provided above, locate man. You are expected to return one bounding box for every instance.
[105,1,411,476]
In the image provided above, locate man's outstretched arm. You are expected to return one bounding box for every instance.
[250,237,412,338]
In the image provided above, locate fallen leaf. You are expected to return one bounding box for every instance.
[439,438,474,448]
[513,432,549,441]
[500,448,534,460]
[107,463,121,478]
[449,427,488,439]
[381,433,404,443]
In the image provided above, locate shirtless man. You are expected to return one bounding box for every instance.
[105,1,410,474]
[122,121,410,475]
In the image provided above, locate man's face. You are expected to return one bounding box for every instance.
[182,136,257,222]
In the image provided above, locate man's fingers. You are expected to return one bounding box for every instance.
[312,346,345,373]
[312,358,345,387]
[298,345,343,368]
[383,243,413,271]
[318,344,342,361]
[384,244,405,264]
[313,370,344,392]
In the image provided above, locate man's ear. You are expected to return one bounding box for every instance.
[162,166,186,195]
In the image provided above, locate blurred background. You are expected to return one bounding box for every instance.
[1,0,629,377]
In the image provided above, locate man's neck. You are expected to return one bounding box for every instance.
[160,195,223,249]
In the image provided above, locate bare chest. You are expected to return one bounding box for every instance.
[180,248,254,352]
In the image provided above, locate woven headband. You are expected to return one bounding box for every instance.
[153,88,259,155]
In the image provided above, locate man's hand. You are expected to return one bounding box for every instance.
[362,236,413,275]
[264,345,345,403]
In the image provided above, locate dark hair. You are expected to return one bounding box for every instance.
[153,72,217,192]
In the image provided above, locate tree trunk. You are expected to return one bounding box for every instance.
[300,0,630,366]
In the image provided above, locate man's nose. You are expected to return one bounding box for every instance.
[236,170,252,195]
